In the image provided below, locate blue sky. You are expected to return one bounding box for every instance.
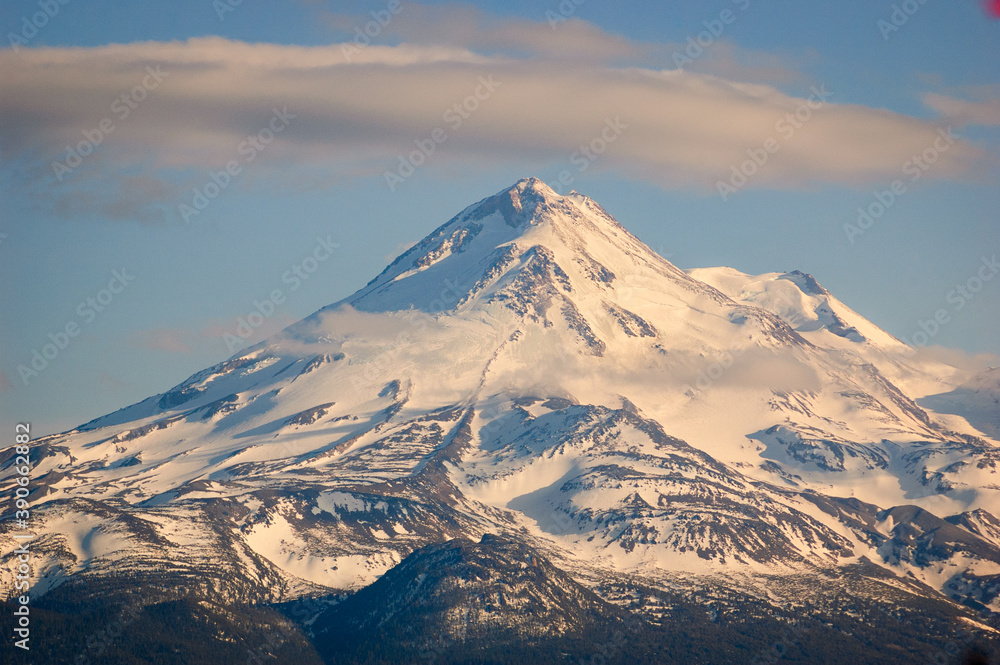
[1,0,998,436]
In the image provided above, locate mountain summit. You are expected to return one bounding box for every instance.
[3,179,999,663]
[341,176,700,316]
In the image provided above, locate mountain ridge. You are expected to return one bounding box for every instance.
[3,177,999,663]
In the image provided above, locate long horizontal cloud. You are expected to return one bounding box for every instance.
[0,36,989,222]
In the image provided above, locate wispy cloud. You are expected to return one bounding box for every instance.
[924,92,1000,127]
[322,3,643,64]
[320,2,805,83]
[130,315,301,357]
[130,328,195,353]
[0,21,991,221]
[97,372,134,392]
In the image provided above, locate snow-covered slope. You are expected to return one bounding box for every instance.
[688,265,996,435]
[3,179,999,645]
[920,366,1000,440]
[687,266,904,348]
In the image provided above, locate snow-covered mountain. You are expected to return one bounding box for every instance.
[3,178,999,663]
